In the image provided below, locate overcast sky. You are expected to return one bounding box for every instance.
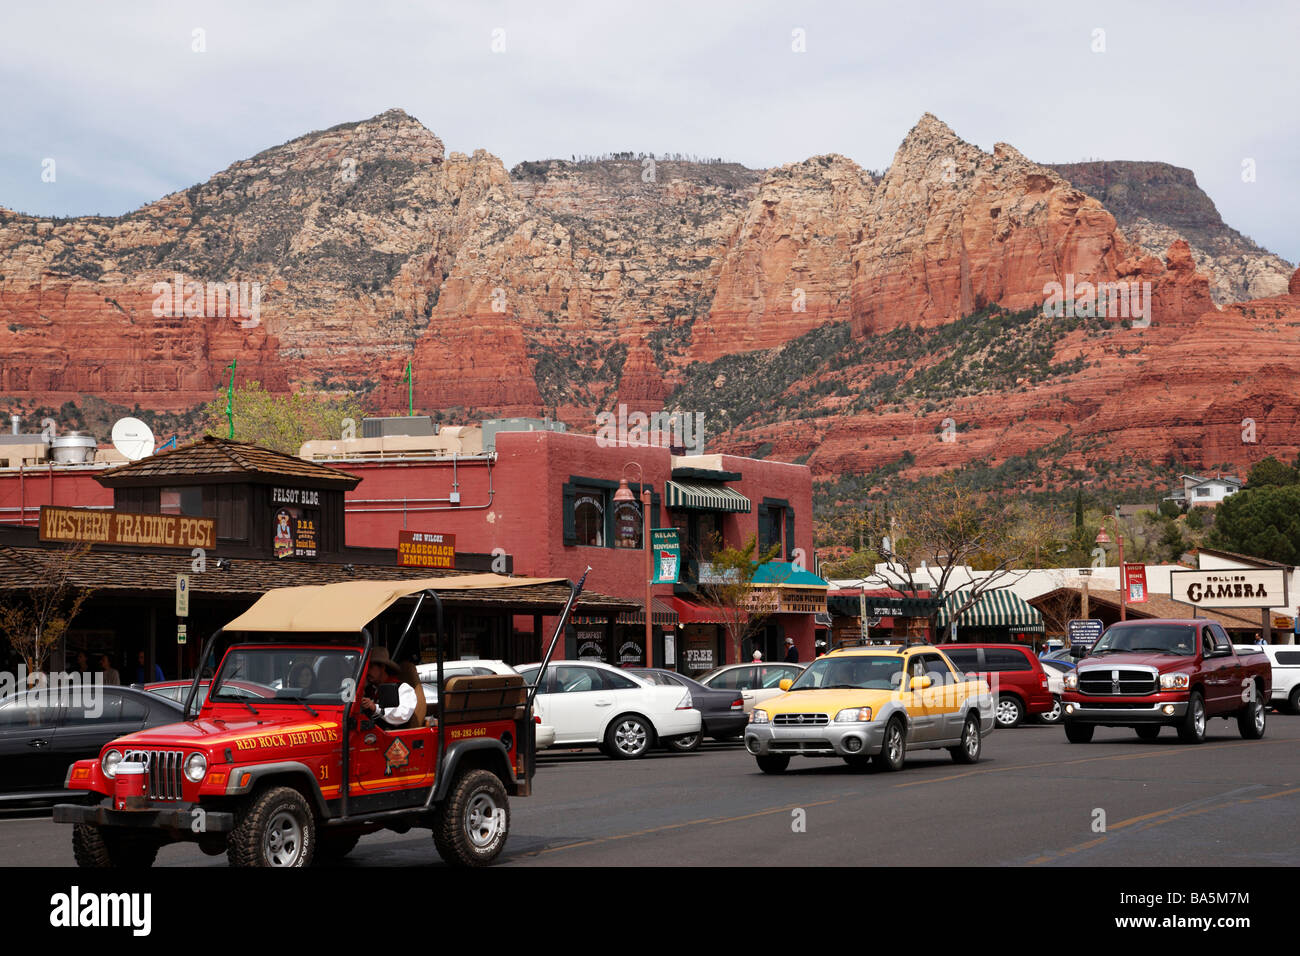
[1,0,1296,262]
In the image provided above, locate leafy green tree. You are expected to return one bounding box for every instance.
[1245,455,1299,488]
[694,534,784,665]
[1184,507,1204,531]
[1158,499,1182,519]
[0,544,93,676]
[1207,485,1300,564]
[201,381,364,455]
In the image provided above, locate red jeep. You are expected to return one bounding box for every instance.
[1061,619,1271,744]
[53,573,584,867]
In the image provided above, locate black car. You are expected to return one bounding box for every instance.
[0,685,185,806]
[630,668,747,751]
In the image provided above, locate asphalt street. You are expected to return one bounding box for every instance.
[3,716,1298,867]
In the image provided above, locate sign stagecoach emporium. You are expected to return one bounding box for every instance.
[39,505,215,549]
[1170,569,1289,610]
[397,530,456,569]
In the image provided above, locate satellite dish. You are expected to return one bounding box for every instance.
[111,417,156,461]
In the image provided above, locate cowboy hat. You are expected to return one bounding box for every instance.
[367,646,401,675]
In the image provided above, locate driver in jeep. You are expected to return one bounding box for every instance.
[360,647,419,729]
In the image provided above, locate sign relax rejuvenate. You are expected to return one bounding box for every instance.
[39,506,215,549]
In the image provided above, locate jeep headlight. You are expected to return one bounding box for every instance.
[750,709,770,724]
[1064,673,1078,690]
[1160,673,1190,690]
[101,749,123,779]
[835,707,873,722]
[184,752,208,783]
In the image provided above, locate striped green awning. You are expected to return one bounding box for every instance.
[665,480,751,513]
[935,589,1044,630]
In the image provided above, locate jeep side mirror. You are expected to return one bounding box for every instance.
[377,683,400,708]
[1069,645,1087,658]
[910,675,932,691]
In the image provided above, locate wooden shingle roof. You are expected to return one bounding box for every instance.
[97,436,360,488]
[0,545,636,614]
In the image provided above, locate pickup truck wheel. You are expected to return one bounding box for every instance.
[949,713,982,764]
[1136,725,1161,740]
[1064,722,1094,743]
[1176,691,1207,744]
[72,825,159,868]
[995,695,1024,729]
[873,717,907,772]
[756,755,790,774]
[433,769,510,867]
[227,786,315,867]
[1237,697,1266,740]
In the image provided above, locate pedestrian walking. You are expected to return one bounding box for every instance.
[783,637,799,664]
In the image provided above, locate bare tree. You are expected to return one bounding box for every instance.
[859,477,1051,639]
[693,534,783,664]
[0,543,94,680]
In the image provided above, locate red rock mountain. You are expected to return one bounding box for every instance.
[1,110,1295,489]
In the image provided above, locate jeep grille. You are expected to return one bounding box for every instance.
[124,750,185,801]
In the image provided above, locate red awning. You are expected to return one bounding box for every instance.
[666,596,738,625]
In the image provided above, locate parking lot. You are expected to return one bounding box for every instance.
[3,716,1297,867]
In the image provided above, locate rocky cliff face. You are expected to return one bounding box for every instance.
[1048,161,1294,304]
[1,110,1294,492]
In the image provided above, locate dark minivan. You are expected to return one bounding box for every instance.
[938,644,1053,728]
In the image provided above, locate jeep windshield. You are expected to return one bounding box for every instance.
[209,646,361,704]
[789,656,904,691]
[1090,625,1195,657]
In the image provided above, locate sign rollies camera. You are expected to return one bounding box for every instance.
[1170,569,1289,610]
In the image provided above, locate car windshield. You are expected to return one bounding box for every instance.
[789,656,904,691]
[210,647,360,704]
[1090,625,1195,657]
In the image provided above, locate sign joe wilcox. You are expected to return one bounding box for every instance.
[1169,568,1289,610]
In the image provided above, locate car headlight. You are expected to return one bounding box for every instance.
[835,707,873,722]
[101,749,123,779]
[184,752,208,783]
[1160,673,1190,690]
[750,709,770,724]
[1064,673,1078,690]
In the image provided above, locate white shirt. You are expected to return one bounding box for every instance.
[374,682,417,726]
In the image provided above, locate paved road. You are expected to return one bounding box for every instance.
[3,717,1298,866]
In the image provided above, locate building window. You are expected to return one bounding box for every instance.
[573,490,607,547]
[160,486,203,516]
[1195,487,1212,497]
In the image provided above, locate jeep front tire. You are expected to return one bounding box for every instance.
[228,786,316,867]
[433,769,510,867]
[72,825,159,868]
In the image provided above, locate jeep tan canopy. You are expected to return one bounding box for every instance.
[223,574,567,633]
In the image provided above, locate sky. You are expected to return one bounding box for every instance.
[1,0,1296,263]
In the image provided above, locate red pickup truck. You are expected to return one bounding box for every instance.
[1061,619,1271,744]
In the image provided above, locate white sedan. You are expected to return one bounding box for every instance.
[517,660,701,759]
[418,659,555,749]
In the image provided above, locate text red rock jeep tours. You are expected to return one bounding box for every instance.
[1061,618,1272,744]
[53,572,586,867]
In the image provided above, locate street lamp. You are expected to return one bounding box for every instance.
[1095,516,1126,621]
[614,463,654,669]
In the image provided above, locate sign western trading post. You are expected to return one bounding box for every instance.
[39,505,215,549]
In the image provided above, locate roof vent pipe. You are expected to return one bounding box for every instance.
[10,415,18,435]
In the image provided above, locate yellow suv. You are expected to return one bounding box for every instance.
[745,644,995,774]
